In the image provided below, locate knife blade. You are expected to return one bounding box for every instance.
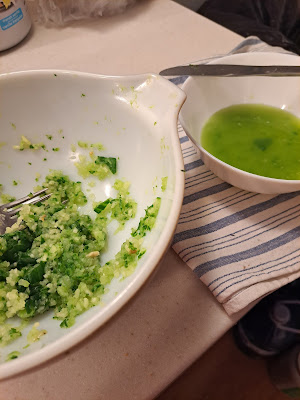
[159,64,300,77]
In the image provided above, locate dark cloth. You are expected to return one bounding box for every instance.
[198,0,300,54]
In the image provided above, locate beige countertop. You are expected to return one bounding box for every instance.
[0,1,244,399]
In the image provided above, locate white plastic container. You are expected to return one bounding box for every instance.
[0,0,31,51]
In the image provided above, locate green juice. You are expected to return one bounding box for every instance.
[201,104,300,180]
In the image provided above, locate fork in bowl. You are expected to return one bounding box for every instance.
[0,188,50,235]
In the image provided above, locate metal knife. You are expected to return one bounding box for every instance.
[159,64,300,77]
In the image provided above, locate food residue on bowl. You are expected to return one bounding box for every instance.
[75,154,117,179]
[13,135,46,152]
[201,104,300,180]
[0,164,161,349]
[27,322,47,343]
[0,184,15,204]
[6,351,20,362]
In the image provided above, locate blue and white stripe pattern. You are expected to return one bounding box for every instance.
[173,125,300,314]
[171,38,300,314]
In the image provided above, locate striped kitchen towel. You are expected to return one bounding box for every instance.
[171,37,300,315]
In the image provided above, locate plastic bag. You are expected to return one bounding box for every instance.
[28,0,137,26]
[198,0,300,55]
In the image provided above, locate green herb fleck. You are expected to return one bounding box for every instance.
[131,197,161,238]
[81,93,86,97]
[52,148,60,152]
[13,180,18,186]
[6,351,20,361]
[161,176,168,192]
[253,137,273,152]
[13,136,46,151]
[78,141,89,149]
[90,143,104,151]
[95,156,117,174]
[10,123,16,130]
[137,249,146,259]
[1,194,16,204]
[46,135,53,140]
[28,162,32,166]
[94,198,112,214]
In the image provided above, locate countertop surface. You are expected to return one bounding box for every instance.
[0,1,243,399]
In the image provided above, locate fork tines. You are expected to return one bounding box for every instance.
[0,188,50,217]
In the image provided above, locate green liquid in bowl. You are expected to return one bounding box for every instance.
[201,104,300,180]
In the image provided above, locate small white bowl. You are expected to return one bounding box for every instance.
[0,70,185,379]
[180,52,300,194]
